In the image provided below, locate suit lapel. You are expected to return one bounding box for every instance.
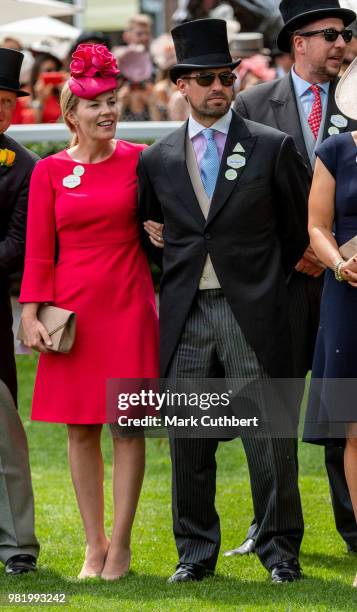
[207,111,257,225]
[269,74,311,171]
[323,79,351,139]
[160,122,206,227]
[0,133,10,178]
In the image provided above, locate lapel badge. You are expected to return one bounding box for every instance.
[233,142,245,153]
[330,114,348,129]
[328,126,340,136]
[63,174,81,189]
[73,164,85,177]
[227,154,246,170]
[225,169,238,181]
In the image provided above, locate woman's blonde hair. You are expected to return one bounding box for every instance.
[60,81,79,147]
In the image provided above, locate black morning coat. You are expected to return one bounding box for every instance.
[138,110,310,378]
[0,132,38,400]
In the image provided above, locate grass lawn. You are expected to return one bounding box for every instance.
[0,356,356,611]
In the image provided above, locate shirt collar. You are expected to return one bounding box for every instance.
[188,109,233,140]
[291,66,330,97]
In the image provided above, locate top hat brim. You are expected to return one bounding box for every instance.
[170,59,241,84]
[0,84,29,97]
[277,8,356,52]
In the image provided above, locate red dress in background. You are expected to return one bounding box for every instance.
[41,94,61,123]
[11,98,35,124]
[11,95,61,124]
[20,140,159,424]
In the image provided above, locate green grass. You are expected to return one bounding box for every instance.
[0,356,356,611]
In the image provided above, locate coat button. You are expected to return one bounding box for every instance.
[204,233,212,240]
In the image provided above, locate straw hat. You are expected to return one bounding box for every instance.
[335,56,357,120]
[114,44,153,83]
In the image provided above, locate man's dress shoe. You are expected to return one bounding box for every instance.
[270,559,302,584]
[223,537,256,556]
[5,555,37,576]
[167,563,214,583]
[224,522,258,556]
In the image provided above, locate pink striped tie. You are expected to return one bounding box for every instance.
[308,85,322,140]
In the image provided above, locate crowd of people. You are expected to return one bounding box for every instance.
[1,10,303,125]
[2,0,357,594]
[4,6,356,127]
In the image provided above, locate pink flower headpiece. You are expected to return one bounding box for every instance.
[69,44,120,99]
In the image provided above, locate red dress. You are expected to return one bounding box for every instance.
[20,140,159,424]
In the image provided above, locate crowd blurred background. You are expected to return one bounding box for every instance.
[2,0,357,125]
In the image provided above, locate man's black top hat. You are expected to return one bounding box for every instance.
[170,18,241,84]
[277,0,356,53]
[0,48,29,97]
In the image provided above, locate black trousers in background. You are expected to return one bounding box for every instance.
[167,289,304,571]
[288,272,357,548]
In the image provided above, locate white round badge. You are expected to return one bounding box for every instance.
[225,169,238,181]
[73,165,85,177]
[328,126,340,136]
[63,174,81,189]
[227,154,246,170]
[330,114,348,129]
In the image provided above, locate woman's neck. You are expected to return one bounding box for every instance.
[69,138,116,164]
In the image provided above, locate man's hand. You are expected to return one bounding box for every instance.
[295,245,325,277]
[143,220,164,248]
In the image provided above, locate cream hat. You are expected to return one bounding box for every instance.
[335,56,357,120]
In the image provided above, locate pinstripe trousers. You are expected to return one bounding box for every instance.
[167,289,303,571]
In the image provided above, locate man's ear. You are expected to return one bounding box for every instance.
[176,79,187,96]
[293,35,306,57]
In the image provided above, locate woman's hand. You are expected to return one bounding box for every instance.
[340,254,357,287]
[143,220,164,248]
[21,306,53,353]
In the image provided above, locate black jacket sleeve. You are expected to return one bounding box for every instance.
[0,165,32,276]
[273,134,310,276]
[137,152,164,270]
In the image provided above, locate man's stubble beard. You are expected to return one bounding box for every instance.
[189,95,232,119]
[315,63,341,81]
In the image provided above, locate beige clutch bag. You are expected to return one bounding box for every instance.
[17,305,76,353]
[339,235,357,260]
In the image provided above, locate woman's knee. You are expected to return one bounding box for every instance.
[67,424,102,445]
[113,434,145,449]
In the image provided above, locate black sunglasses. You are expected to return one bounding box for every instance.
[181,71,237,87]
[296,28,353,43]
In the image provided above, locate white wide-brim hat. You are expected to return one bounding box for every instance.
[336,57,357,120]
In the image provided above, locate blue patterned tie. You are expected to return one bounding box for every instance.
[200,128,220,198]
